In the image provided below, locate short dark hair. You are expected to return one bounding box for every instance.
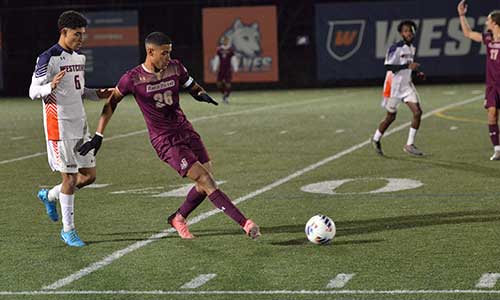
[58,10,87,31]
[145,32,172,46]
[398,20,417,33]
[490,10,500,27]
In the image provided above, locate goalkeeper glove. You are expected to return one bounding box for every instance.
[193,93,218,106]
[78,133,103,156]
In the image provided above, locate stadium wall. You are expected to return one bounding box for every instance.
[0,0,490,96]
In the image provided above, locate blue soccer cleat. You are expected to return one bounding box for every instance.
[60,229,86,247]
[37,189,58,222]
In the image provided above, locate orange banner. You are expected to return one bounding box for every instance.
[202,6,279,83]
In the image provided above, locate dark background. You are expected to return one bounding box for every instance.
[0,0,483,96]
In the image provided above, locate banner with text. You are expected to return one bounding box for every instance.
[315,1,495,81]
[202,6,279,83]
[82,11,139,87]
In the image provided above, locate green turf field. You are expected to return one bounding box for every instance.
[1,84,500,300]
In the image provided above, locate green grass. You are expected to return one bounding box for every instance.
[1,84,500,300]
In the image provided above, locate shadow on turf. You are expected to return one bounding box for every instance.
[385,156,500,178]
[266,209,500,246]
[81,210,500,245]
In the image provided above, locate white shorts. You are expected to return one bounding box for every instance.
[383,90,420,113]
[46,135,96,173]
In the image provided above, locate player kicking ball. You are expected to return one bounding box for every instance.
[371,20,426,157]
[79,32,260,240]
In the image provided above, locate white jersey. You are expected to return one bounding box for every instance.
[29,44,95,141]
[382,41,416,100]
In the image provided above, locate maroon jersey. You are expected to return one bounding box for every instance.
[483,32,500,87]
[216,45,235,80]
[116,60,194,141]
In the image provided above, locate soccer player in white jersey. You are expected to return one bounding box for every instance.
[29,11,112,247]
[371,20,426,156]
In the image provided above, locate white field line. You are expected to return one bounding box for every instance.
[40,94,482,291]
[2,289,500,295]
[0,92,352,165]
[180,274,217,289]
[476,273,500,288]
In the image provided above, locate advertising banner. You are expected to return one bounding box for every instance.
[82,11,139,86]
[315,1,496,81]
[202,6,279,83]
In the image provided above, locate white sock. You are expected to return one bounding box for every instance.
[495,145,500,152]
[407,127,418,145]
[373,130,383,142]
[59,193,75,232]
[48,184,62,202]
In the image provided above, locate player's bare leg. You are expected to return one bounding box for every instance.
[372,112,397,156]
[487,107,500,160]
[184,162,260,239]
[403,102,424,156]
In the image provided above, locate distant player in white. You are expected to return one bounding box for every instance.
[371,20,426,156]
[29,11,112,247]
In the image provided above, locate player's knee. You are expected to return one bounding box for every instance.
[197,173,217,192]
[387,113,397,122]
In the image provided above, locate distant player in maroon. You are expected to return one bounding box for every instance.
[458,1,500,160]
[79,32,260,239]
[214,36,238,104]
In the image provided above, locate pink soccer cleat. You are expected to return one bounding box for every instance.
[243,219,261,240]
[168,212,194,239]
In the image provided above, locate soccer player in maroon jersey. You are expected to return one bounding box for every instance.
[458,1,500,160]
[78,32,260,240]
[214,36,238,104]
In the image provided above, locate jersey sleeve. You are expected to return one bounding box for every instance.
[178,61,194,88]
[116,72,133,96]
[28,54,53,100]
[483,32,492,45]
[384,44,400,65]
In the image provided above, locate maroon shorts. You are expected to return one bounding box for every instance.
[151,128,210,177]
[217,70,232,83]
[484,85,500,109]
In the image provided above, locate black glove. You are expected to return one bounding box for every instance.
[78,134,103,156]
[193,93,218,106]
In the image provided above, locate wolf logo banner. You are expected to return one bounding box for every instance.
[326,20,365,61]
[202,6,279,83]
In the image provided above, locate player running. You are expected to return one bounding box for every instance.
[371,20,426,156]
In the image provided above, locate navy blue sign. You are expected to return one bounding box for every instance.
[82,11,139,87]
[315,1,497,80]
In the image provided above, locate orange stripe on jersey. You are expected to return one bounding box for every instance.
[51,140,62,167]
[44,94,60,140]
[383,72,393,99]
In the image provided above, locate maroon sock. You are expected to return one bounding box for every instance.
[178,186,206,218]
[224,86,231,97]
[208,189,247,226]
[489,124,499,146]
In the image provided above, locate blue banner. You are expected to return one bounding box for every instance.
[315,1,496,81]
[82,11,139,87]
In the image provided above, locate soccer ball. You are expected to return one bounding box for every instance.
[305,214,336,245]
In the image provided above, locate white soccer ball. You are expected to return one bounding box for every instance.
[305,214,336,245]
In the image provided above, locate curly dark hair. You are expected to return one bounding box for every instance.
[398,20,417,33]
[145,32,172,46]
[57,10,87,31]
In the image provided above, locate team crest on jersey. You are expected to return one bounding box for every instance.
[180,158,188,170]
[326,20,365,61]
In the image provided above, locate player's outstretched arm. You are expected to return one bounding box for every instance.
[83,87,115,101]
[188,82,218,106]
[77,89,124,156]
[458,0,483,42]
